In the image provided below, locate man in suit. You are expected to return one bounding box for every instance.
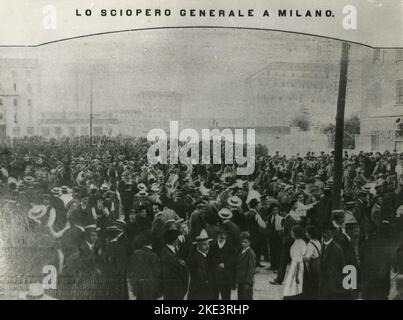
[355,190,371,243]
[188,229,214,300]
[219,208,241,251]
[73,224,103,300]
[129,230,161,300]
[267,204,282,271]
[236,232,256,300]
[319,224,345,300]
[315,185,332,228]
[246,198,266,268]
[331,209,359,299]
[270,202,297,285]
[208,229,237,300]
[361,222,394,300]
[370,195,383,230]
[51,187,67,232]
[99,226,129,300]
[160,226,189,300]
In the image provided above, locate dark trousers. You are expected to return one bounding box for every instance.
[251,234,267,266]
[269,232,281,270]
[213,284,232,300]
[276,238,294,283]
[237,283,253,300]
[134,282,158,300]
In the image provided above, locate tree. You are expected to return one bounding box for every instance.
[321,114,360,149]
[290,107,311,131]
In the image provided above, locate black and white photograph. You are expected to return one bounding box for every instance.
[0,0,403,303]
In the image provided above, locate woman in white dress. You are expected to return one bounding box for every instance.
[283,225,307,300]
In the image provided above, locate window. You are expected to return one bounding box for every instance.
[13,83,17,91]
[12,127,20,136]
[371,131,380,151]
[27,99,32,107]
[13,99,17,106]
[27,127,34,135]
[81,126,88,135]
[68,126,76,136]
[397,80,403,104]
[396,50,403,62]
[0,98,2,106]
[41,127,50,136]
[54,126,62,136]
[0,113,3,121]
[27,84,32,93]
[94,127,103,136]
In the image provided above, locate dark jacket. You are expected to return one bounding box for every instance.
[208,240,237,287]
[188,250,214,300]
[319,240,345,299]
[236,247,256,285]
[221,220,241,250]
[129,246,161,300]
[160,245,189,300]
[99,241,128,300]
[361,233,394,299]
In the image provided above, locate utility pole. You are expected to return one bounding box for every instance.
[89,72,93,147]
[332,41,350,210]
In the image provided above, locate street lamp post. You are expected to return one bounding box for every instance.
[89,72,93,147]
[332,41,350,210]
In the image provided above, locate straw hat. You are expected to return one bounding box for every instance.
[227,196,242,208]
[218,208,233,220]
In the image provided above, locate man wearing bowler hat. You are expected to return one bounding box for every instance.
[160,225,189,300]
[129,230,161,300]
[188,229,214,300]
[208,228,237,300]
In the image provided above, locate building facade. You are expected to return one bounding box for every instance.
[0,58,41,140]
[355,49,403,152]
[35,91,183,138]
[245,61,361,127]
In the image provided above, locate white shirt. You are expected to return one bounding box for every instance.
[272,214,283,232]
[197,248,207,258]
[166,244,177,254]
[217,240,226,249]
[305,240,321,260]
[85,241,94,250]
[241,247,250,255]
[332,220,351,241]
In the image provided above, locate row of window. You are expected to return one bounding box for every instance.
[253,80,338,90]
[0,69,32,78]
[259,95,337,104]
[0,82,32,92]
[0,98,33,107]
[255,70,338,80]
[397,80,403,104]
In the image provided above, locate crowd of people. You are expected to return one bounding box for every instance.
[1,135,403,300]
